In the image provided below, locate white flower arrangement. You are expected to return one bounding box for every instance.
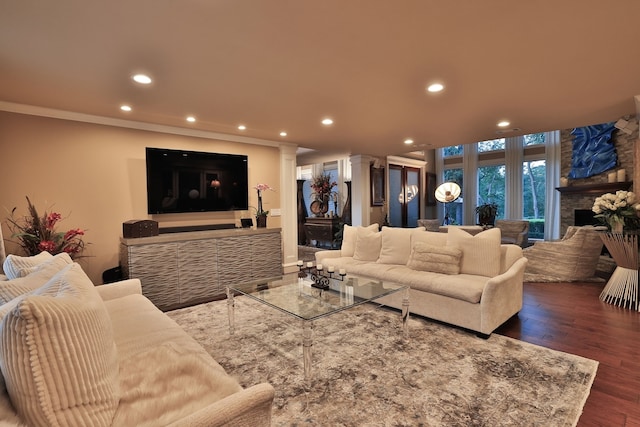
[592,190,640,231]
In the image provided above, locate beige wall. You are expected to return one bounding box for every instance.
[0,111,281,284]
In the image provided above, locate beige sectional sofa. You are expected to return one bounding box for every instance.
[0,252,274,426]
[315,225,528,336]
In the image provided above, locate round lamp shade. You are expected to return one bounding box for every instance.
[435,182,461,203]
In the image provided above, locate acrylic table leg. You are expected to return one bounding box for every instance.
[226,286,235,335]
[401,287,410,339]
[302,320,313,380]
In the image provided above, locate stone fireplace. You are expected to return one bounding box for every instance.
[558,125,638,234]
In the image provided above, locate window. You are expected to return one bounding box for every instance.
[477,165,505,220]
[442,168,463,225]
[438,131,554,235]
[477,138,505,152]
[443,145,463,157]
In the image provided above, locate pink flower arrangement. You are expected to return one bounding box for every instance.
[7,197,87,259]
[253,183,275,216]
[310,173,337,197]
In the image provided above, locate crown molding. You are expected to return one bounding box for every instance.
[0,101,297,150]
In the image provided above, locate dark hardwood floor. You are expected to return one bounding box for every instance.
[495,281,640,427]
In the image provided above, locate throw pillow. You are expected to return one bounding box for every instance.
[406,242,462,274]
[353,231,382,261]
[0,263,119,427]
[377,226,416,265]
[411,229,448,247]
[0,253,73,304]
[447,227,501,277]
[2,251,53,280]
[340,224,378,257]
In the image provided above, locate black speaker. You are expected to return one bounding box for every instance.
[241,218,253,228]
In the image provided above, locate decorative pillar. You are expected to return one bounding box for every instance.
[297,179,308,245]
[349,154,374,226]
[342,181,352,225]
[279,144,298,271]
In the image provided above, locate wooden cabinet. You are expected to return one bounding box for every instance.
[120,228,282,311]
[303,217,341,248]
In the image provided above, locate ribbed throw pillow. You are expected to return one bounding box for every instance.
[447,227,501,277]
[407,242,462,274]
[0,263,119,427]
[0,253,73,304]
[2,251,53,280]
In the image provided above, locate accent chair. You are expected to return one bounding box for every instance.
[523,226,604,281]
[495,219,530,247]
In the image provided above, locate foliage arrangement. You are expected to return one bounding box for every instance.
[310,172,337,198]
[475,203,498,226]
[6,196,86,258]
[592,190,640,231]
[253,183,274,217]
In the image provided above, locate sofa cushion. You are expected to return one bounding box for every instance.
[407,242,462,275]
[447,227,501,277]
[2,251,53,279]
[411,229,448,247]
[0,263,119,427]
[0,252,73,304]
[105,293,243,426]
[353,231,382,261]
[383,266,488,303]
[341,224,379,257]
[376,226,416,265]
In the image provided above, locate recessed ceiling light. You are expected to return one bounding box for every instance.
[280,131,287,137]
[404,139,414,145]
[132,74,152,85]
[238,125,246,131]
[186,116,196,123]
[120,105,132,112]
[321,118,333,126]
[497,120,511,127]
[427,83,444,93]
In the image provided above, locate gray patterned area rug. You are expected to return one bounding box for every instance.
[167,298,598,427]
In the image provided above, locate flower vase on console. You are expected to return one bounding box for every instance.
[253,183,274,228]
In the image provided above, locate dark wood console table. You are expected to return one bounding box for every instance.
[303,217,341,249]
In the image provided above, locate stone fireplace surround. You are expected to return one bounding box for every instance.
[559,126,638,233]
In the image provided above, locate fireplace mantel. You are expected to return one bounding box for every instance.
[556,181,633,195]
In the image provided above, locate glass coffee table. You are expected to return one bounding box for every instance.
[226,271,410,380]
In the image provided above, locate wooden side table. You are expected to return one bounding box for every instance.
[599,231,639,311]
[304,217,341,249]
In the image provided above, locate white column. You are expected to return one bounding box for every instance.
[462,144,478,225]
[349,154,374,226]
[279,144,298,271]
[505,136,524,219]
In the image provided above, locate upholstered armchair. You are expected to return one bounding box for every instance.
[417,218,441,232]
[495,219,530,247]
[523,226,604,281]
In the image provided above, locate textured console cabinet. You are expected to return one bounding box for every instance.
[120,228,282,311]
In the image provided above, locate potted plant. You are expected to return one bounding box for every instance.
[475,203,498,226]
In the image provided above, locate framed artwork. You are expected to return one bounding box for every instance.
[370,166,385,206]
[426,172,437,206]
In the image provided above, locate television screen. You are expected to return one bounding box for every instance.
[146,147,249,214]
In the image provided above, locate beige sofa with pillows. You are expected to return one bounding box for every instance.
[0,252,274,426]
[315,224,528,336]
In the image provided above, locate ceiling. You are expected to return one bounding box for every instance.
[1,1,639,158]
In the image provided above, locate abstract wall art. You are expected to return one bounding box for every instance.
[568,122,617,179]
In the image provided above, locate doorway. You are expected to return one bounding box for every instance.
[388,165,421,227]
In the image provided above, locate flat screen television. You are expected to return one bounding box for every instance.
[146,147,249,214]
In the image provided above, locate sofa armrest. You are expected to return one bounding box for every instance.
[167,383,275,427]
[315,250,342,263]
[480,257,528,334]
[95,278,142,301]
